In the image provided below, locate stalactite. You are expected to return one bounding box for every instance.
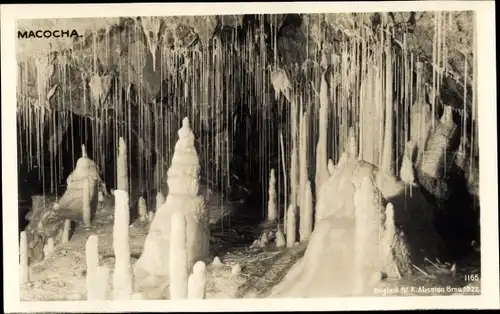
[279,130,287,231]
[382,37,395,175]
[289,99,299,212]
[298,110,308,214]
[315,71,329,197]
[286,204,296,248]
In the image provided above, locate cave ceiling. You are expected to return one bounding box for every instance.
[16,12,474,117]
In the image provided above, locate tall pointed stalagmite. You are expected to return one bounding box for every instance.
[315,71,330,197]
[112,137,133,300]
[300,180,313,242]
[134,118,210,291]
[267,169,277,221]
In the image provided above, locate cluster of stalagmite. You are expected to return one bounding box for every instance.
[134,118,210,298]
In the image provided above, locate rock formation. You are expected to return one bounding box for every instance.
[24,195,76,264]
[55,145,101,224]
[272,148,442,298]
[134,117,210,297]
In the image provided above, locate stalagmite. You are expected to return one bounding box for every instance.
[383,203,396,258]
[300,181,313,242]
[117,138,128,192]
[231,264,242,277]
[212,256,223,268]
[188,261,207,299]
[347,127,358,158]
[85,235,102,300]
[155,192,165,211]
[260,232,269,247]
[82,177,91,227]
[275,228,286,248]
[43,237,54,259]
[112,189,133,299]
[62,219,71,243]
[19,231,29,284]
[56,144,100,223]
[327,159,335,176]
[138,197,147,222]
[169,210,188,300]
[286,205,296,248]
[95,266,110,300]
[148,211,154,222]
[267,169,277,221]
[135,118,209,293]
[400,140,417,185]
[315,72,330,195]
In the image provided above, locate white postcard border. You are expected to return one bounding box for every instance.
[2,1,498,312]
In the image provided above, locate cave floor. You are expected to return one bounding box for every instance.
[20,195,481,301]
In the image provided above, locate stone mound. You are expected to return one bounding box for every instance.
[271,154,443,297]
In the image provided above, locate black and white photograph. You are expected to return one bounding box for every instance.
[1,1,498,312]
